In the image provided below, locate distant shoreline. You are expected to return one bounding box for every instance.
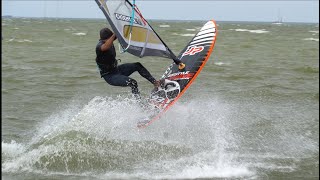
[2,16,319,24]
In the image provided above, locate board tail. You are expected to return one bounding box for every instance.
[138,20,218,128]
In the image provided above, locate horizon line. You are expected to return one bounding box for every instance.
[2,15,319,24]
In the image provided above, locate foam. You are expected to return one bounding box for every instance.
[309,30,319,34]
[230,28,269,34]
[7,39,33,43]
[176,164,253,179]
[2,141,26,158]
[159,24,170,28]
[2,95,315,178]
[215,62,231,66]
[303,38,319,42]
[72,32,86,36]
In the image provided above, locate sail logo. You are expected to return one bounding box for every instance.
[182,46,204,57]
[115,13,142,26]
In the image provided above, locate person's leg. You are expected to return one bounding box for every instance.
[103,73,140,98]
[118,62,157,84]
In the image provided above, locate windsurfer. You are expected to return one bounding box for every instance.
[95,27,160,99]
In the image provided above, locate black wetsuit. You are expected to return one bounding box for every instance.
[95,40,156,96]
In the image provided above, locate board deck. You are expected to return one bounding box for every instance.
[137,20,218,128]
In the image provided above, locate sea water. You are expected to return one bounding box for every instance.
[2,17,319,179]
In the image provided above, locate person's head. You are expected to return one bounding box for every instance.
[100,27,113,40]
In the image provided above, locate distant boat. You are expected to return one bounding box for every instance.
[272,10,283,25]
[272,17,283,25]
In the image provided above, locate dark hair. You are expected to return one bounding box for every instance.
[100,28,113,40]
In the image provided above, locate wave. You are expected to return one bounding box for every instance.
[309,30,319,34]
[303,38,319,42]
[159,24,170,28]
[2,96,254,179]
[6,38,33,43]
[229,28,269,34]
[3,94,317,179]
[294,66,319,73]
[214,62,231,66]
[72,32,87,36]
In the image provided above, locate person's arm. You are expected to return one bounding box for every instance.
[100,34,117,51]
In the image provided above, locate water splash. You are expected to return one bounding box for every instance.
[2,96,255,179]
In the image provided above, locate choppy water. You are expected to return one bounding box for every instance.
[2,17,319,179]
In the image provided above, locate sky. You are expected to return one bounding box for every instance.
[2,1,319,23]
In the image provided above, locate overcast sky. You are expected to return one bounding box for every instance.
[2,1,319,23]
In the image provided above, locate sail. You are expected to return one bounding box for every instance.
[95,0,176,60]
